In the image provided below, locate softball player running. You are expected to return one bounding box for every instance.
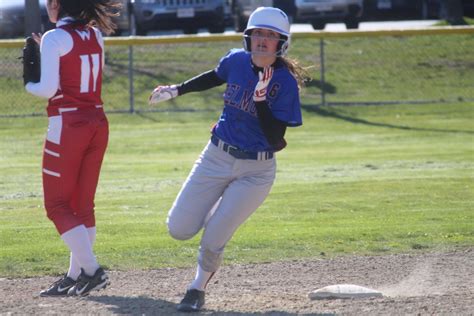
[24,0,120,297]
[149,7,306,312]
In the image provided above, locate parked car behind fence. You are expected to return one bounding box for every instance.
[131,0,232,35]
[363,0,474,21]
[231,0,364,31]
[364,0,440,20]
[292,0,364,30]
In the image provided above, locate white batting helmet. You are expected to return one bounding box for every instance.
[243,7,291,57]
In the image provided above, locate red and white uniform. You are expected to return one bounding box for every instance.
[26,18,108,235]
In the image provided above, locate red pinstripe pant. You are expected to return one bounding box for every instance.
[42,107,108,235]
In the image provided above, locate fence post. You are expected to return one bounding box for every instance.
[128,45,135,113]
[320,38,326,107]
[128,1,136,113]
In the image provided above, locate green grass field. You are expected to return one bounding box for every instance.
[1,101,473,277]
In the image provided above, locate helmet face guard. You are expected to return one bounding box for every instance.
[243,7,291,57]
[243,32,290,57]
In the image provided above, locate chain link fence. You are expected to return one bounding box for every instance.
[0,28,473,117]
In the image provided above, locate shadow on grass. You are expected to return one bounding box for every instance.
[305,80,337,94]
[86,295,333,315]
[302,104,474,135]
[135,111,162,122]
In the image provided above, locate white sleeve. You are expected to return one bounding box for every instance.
[25,29,73,99]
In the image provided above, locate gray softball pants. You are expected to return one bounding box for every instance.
[167,140,276,272]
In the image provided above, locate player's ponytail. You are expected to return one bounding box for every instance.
[57,0,122,35]
[279,57,312,90]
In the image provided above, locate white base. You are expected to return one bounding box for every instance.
[309,284,384,300]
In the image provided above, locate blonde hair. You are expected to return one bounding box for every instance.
[279,57,312,90]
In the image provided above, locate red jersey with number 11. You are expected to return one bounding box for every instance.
[48,24,103,110]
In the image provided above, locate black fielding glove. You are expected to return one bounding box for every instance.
[22,37,41,86]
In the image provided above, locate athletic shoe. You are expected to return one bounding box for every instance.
[40,275,76,297]
[177,289,205,312]
[67,267,109,296]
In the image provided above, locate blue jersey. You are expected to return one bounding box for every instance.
[213,48,302,152]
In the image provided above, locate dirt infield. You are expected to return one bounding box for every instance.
[1,247,473,315]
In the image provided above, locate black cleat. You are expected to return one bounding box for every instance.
[177,289,205,312]
[67,267,109,296]
[40,275,76,297]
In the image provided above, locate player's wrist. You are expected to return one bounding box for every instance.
[254,100,267,106]
[169,85,178,98]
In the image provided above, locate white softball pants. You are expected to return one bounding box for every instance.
[167,140,276,272]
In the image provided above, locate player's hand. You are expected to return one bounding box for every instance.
[149,85,178,104]
[31,32,42,45]
[253,67,273,102]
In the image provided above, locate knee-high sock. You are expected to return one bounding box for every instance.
[189,264,215,291]
[67,227,97,280]
[61,225,99,277]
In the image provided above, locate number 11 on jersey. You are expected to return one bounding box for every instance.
[80,54,100,93]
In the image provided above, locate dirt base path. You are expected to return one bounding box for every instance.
[1,248,473,315]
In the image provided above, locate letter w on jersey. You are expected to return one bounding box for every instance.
[75,29,91,41]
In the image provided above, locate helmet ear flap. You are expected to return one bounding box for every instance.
[243,30,252,53]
